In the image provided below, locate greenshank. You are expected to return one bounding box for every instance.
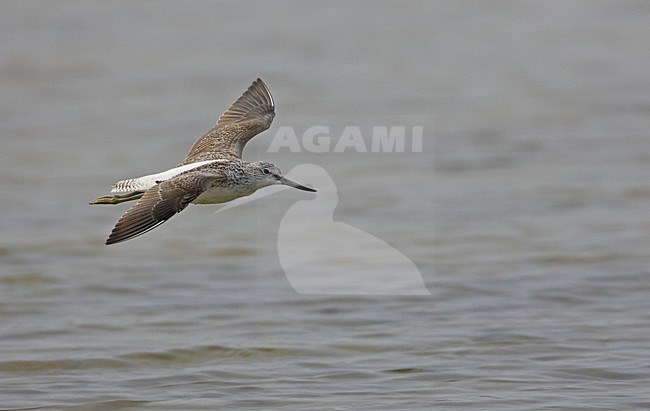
[90,78,316,245]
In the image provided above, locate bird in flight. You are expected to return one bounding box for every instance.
[90,78,315,245]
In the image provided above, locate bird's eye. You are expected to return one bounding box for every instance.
[262,168,270,175]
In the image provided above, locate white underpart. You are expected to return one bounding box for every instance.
[110,160,221,192]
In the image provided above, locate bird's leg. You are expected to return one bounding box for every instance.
[89,191,145,205]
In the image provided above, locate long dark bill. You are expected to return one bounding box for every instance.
[278,177,316,192]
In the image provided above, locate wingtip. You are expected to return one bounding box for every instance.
[105,229,123,245]
[214,77,275,129]
[105,235,128,245]
[251,78,273,107]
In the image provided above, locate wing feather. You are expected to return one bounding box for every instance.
[105,170,221,245]
[180,78,275,163]
[216,78,274,127]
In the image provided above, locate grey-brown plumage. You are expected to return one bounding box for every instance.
[181,78,275,163]
[106,171,222,245]
[92,78,315,245]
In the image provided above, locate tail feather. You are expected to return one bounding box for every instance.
[111,178,150,193]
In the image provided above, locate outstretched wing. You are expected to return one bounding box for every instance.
[180,78,275,164]
[215,78,275,128]
[105,171,221,245]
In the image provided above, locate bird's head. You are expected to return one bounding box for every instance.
[251,161,316,192]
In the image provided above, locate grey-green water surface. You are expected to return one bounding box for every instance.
[1,1,650,409]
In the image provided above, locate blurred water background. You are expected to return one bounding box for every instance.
[1,1,650,409]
